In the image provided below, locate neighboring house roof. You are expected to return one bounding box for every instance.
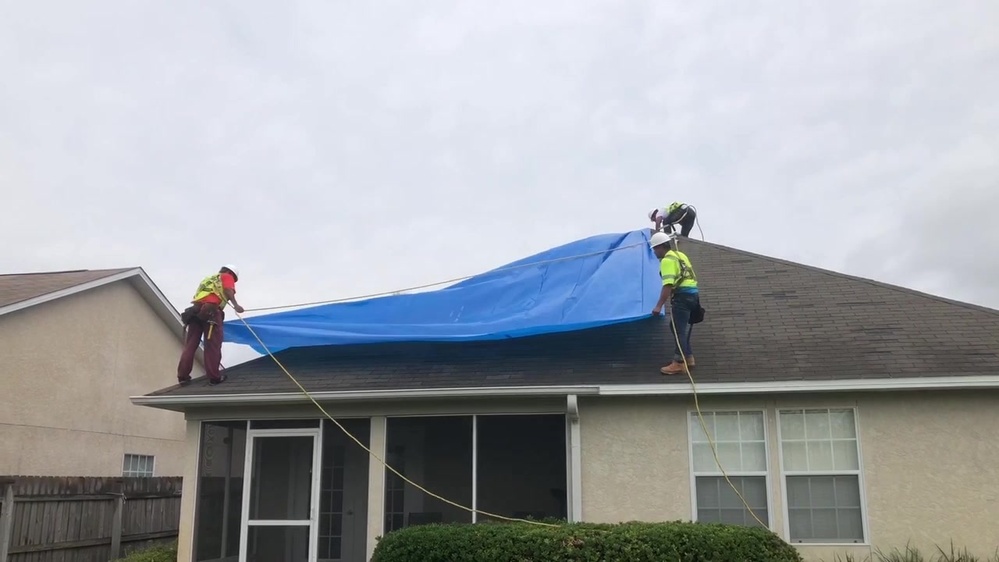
[0,268,132,308]
[135,236,999,409]
[0,267,188,341]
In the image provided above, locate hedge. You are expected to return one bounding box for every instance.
[371,520,803,562]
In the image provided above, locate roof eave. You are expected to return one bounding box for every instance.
[131,374,999,412]
[598,374,999,395]
[131,385,601,412]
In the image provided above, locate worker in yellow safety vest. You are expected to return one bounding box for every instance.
[649,202,696,237]
[650,232,704,375]
[177,265,244,386]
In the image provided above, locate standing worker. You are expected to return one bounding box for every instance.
[650,232,703,375]
[649,202,697,237]
[177,265,245,386]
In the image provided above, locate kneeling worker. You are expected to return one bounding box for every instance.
[650,232,701,375]
[177,265,245,386]
[649,202,696,237]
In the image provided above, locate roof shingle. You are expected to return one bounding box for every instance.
[0,268,136,309]
[148,239,999,397]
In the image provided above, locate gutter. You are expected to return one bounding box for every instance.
[130,385,602,408]
[131,374,999,411]
[597,374,999,395]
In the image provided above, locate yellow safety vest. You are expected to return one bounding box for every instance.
[668,201,684,214]
[662,249,698,290]
[192,273,228,308]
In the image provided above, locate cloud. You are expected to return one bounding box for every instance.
[1,0,997,366]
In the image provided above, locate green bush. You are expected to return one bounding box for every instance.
[115,542,177,562]
[371,520,803,562]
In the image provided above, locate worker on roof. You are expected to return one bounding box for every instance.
[649,202,696,238]
[650,232,703,375]
[177,265,244,386]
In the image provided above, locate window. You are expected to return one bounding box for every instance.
[193,421,246,562]
[383,416,474,530]
[122,454,155,477]
[383,414,568,531]
[476,415,568,522]
[778,408,865,543]
[688,411,769,528]
[319,418,371,562]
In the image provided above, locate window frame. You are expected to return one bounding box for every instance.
[122,453,155,477]
[685,409,773,530]
[776,406,870,545]
[381,411,571,533]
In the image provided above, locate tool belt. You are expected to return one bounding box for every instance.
[180,302,221,325]
[672,293,706,325]
[690,303,705,324]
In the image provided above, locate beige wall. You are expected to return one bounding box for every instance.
[0,280,193,476]
[167,389,999,562]
[579,390,999,561]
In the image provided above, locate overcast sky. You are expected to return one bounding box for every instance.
[2,1,997,365]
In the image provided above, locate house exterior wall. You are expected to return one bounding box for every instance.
[578,390,999,561]
[167,388,998,561]
[0,281,193,476]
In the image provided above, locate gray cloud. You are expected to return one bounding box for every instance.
[2,0,997,365]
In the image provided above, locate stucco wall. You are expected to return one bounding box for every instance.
[0,280,192,476]
[579,391,999,561]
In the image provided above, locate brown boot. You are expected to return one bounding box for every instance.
[660,361,687,375]
[686,356,696,368]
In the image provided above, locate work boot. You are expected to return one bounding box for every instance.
[660,361,687,375]
[209,374,228,386]
[685,356,696,368]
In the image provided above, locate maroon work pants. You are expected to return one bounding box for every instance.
[177,306,224,383]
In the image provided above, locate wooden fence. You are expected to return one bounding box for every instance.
[0,476,182,562]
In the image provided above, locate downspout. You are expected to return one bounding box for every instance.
[566,395,583,522]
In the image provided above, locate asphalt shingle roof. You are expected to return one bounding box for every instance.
[148,238,999,397]
[0,268,135,309]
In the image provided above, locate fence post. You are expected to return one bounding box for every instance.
[109,479,124,561]
[0,479,15,562]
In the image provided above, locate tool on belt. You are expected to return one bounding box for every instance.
[180,301,222,338]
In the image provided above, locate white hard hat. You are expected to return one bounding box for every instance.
[648,209,658,221]
[222,265,240,280]
[649,232,674,248]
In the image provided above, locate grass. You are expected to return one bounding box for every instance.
[827,541,999,562]
[114,542,177,562]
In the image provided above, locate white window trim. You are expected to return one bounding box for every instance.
[123,453,156,477]
[775,406,871,546]
[685,409,773,530]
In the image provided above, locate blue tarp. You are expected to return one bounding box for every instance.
[224,229,662,353]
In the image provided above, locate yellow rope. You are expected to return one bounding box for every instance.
[233,307,767,532]
[221,232,768,533]
[667,292,768,529]
[234,312,560,528]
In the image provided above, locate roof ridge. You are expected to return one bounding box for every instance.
[680,238,999,317]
